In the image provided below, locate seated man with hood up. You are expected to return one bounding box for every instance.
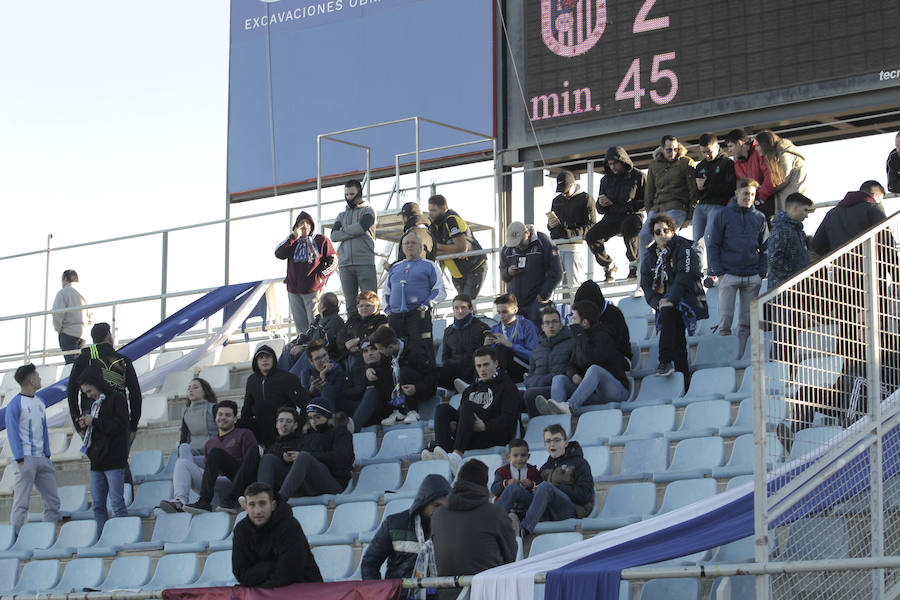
[361,473,451,581]
[572,280,632,363]
[238,344,307,447]
[232,482,323,587]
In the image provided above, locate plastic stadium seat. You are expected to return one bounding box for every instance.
[164,511,231,554]
[353,431,378,466]
[138,393,170,426]
[690,335,740,371]
[78,516,142,557]
[639,577,700,600]
[653,436,724,482]
[98,555,152,591]
[159,370,195,398]
[596,438,669,483]
[583,445,611,480]
[335,462,401,504]
[527,532,583,558]
[198,365,232,392]
[524,415,572,450]
[384,460,451,502]
[788,426,844,461]
[672,367,735,407]
[713,534,755,563]
[36,365,60,384]
[253,337,286,358]
[146,552,200,589]
[33,519,98,559]
[360,498,413,544]
[618,297,654,322]
[710,576,756,600]
[724,366,754,403]
[0,558,17,594]
[122,512,192,552]
[312,545,355,581]
[463,452,503,477]
[46,557,105,594]
[11,559,59,594]
[609,404,675,445]
[666,400,731,442]
[626,317,652,346]
[208,512,246,552]
[307,501,378,546]
[0,522,56,559]
[0,525,14,552]
[292,505,329,536]
[189,550,238,587]
[630,343,660,379]
[625,371,683,409]
[144,450,178,482]
[154,350,185,369]
[572,410,623,446]
[49,484,89,519]
[218,342,251,366]
[359,428,424,465]
[657,478,718,514]
[712,434,755,479]
[127,480,173,517]
[130,449,165,484]
[582,482,657,530]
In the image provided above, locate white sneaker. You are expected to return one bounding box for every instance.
[432,446,449,460]
[534,395,552,415]
[421,449,434,461]
[403,410,420,424]
[547,399,571,414]
[453,378,469,394]
[346,417,355,433]
[447,451,463,477]
[381,410,404,427]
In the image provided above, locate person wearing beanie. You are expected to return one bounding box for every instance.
[331,179,377,319]
[431,459,517,579]
[238,344,307,447]
[275,210,338,333]
[573,280,632,362]
[389,201,434,265]
[6,364,60,534]
[361,473,451,580]
[77,365,130,530]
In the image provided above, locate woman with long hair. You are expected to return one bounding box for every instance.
[755,130,809,216]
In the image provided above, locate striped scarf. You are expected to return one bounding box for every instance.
[292,236,319,263]
[80,394,105,454]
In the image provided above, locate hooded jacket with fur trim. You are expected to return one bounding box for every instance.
[645,145,698,215]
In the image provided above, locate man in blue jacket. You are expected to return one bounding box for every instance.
[707,178,768,358]
[484,293,539,383]
[499,222,562,326]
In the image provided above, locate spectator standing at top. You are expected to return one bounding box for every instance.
[638,135,698,257]
[547,170,595,290]
[437,294,490,391]
[275,211,337,334]
[394,202,434,262]
[523,306,575,417]
[52,269,87,364]
[812,180,890,255]
[724,129,774,211]
[641,213,708,381]
[429,194,487,297]
[6,364,60,535]
[707,179,768,358]
[887,131,900,194]
[499,221,562,326]
[331,179,376,319]
[238,345,306,447]
[755,130,809,217]
[692,133,736,275]
[584,147,645,281]
[484,293,539,384]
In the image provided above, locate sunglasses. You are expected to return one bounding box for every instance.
[653,228,672,235]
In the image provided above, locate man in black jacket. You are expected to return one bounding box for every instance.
[238,345,306,447]
[548,170,595,290]
[499,222,562,326]
[693,133,736,276]
[584,147,645,281]
[232,482,322,587]
[536,300,630,415]
[438,294,490,390]
[887,131,900,194]
[427,346,521,476]
[364,326,437,428]
[573,280,632,363]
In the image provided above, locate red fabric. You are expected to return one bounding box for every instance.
[734,140,774,204]
[164,580,402,600]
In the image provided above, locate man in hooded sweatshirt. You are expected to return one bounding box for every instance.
[572,280,632,362]
[275,210,337,333]
[238,345,306,447]
[331,179,377,319]
[638,135,699,256]
[585,146,646,281]
[547,170,595,290]
[232,482,322,587]
[499,221,562,326]
[431,459,516,578]
[361,473,451,580]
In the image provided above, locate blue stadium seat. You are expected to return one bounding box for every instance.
[524,415,572,450]
[720,397,787,438]
[353,431,378,466]
[463,452,503,478]
[164,512,232,553]
[78,516,142,557]
[672,367,735,407]
[527,532,583,558]
[657,478,718,514]
[46,557,105,594]
[98,555,152,591]
[292,505,329,536]
[582,445,611,481]
[144,449,178,482]
[207,512,246,552]
[533,491,599,534]
[384,460,451,502]
[724,366,753,403]
[0,526,13,552]
[359,428,424,465]
[666,400,731,441]
[788,426,844,461]
[712,534,755,563]
[11,559,59,595]
[653,436,725,482]
[582,482,657,531]
[360,498,413,544]
[626,317,653,348]
[146,552,199,589]
[0,558,17,595]
[335,462,402,504]
[618,297,654,322]
[572,410,623,446]
[29,484,88,521]
[33,519,98,559]
[726,475,753,490]
[783,516,849,560]
[624,371,683,409]
[596,438,669,483]
[130,449,165,484]
[712,434,754,479]
[609,404,675,445]
[630,342,660,379]
[308,501,379,546]
[189,550,237,587]
[0,521,56,559]
[690,335,739,371]
[122,511,192,552]
[127,480,173,517]
[312,545,355,581]
[639,577,700,600]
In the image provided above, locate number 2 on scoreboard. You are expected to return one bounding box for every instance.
[615,53,678,109]
[633,0,669,33]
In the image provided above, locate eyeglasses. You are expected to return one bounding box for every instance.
[653,228,671,235]
[544,437,566,445]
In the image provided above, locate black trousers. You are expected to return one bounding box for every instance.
[388,309,435,362]
[494,345,528,383]
[434,402,512,453]
[199,446,260,505]
[452,266,485,298]
[585,213,643,267]
[438,362,474,390]
[657,306,690,382]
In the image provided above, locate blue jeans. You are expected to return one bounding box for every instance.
[550,365,630,414]
[520,483,577,534]
[638,209,687,263]
[691,204,724,273]
[496,483,534,517]
[58,332,84,365]
[91,468,127,531]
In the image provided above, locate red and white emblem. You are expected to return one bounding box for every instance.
[541,0,607,58]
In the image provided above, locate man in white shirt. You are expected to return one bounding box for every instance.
[52,269,87,364]
[4,364,60,534]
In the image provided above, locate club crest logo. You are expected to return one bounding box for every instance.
[541,0,607,57]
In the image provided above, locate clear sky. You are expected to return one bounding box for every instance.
[1,2,897,362]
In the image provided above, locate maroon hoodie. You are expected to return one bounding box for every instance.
[275,211,338,294]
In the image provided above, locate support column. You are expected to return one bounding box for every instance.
[523,162,541,226]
